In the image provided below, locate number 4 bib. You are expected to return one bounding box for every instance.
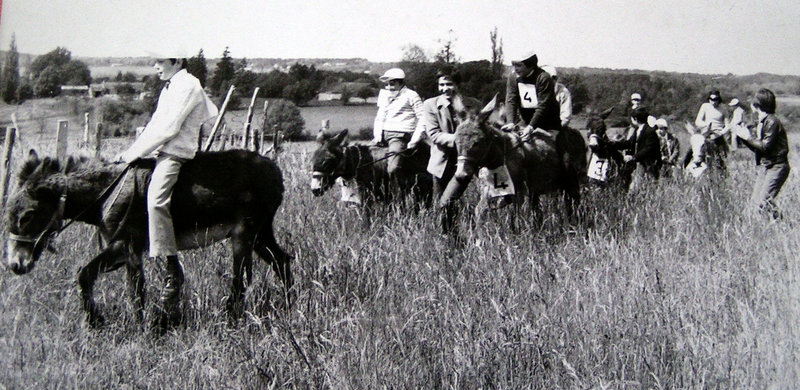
[517,83,539,108]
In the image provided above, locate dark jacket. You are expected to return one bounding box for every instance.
[739,114,789,167]
[609,124,662,177]
[504,67,560,131]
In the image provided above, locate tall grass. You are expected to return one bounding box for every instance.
[0,135,798,388]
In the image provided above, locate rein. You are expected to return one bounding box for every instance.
[7,165,132,255]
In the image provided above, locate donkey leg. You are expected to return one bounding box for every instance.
[227,230,254,320]
[254,218,294,306]
[77,241,129,328]
[125,248,146,324]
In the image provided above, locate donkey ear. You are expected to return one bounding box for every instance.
[17,151,43,183]
[600,107,615,119]
[28,149,39,160]
[315,128,327,143]
[480,94,498,115]
[331,129,348,145]
[478,94,498,123]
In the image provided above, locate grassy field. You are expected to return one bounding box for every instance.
[0,106,799,388]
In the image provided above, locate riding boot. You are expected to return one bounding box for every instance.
[153,255,184,330]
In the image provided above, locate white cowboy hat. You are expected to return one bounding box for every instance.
[728,98,740,106]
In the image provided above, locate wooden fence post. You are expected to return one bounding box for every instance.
[95,123,104,158]
[203,85,235,152]
[56,120,69,163]
[241,87,260,150]
[83,112,90,145]
[0,127,16,208]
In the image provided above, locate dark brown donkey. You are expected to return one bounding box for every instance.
[438,96,587,230]
[310,129,433,208]
[4,149,292,328]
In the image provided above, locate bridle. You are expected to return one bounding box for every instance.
[7,165,131,260]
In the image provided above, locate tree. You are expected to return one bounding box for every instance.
[434,30,459,64]
[210,47,235,96]
[186,49,208,87]
[62,60,91,85]
[282,79,318,106]
[264,99,305,140]
[1,34,21,103]
[15,82,33,103]
[339,86,352,104]
[357,85,375,101]
[33,65,63,97]
[28,47,72,81]
[489,26,504,76]
[401,44,428,63]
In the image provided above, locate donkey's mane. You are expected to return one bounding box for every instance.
[17,153,117,185]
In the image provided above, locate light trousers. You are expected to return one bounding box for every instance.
[148,155,183,257]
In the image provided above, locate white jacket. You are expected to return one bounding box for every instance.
[122,69,218,162]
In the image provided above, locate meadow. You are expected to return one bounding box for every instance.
[0,110,798,388]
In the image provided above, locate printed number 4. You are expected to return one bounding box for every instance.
[523,92,532,103]
[493,173,508,189]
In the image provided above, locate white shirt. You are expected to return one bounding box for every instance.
[555,82,572,127]
[373,86,424,134]
[122,69,218,162]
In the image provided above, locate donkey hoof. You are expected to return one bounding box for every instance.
[86,313,106,329]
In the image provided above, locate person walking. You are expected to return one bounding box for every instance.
[733,89,790,219]
[114,48,218,327]
[726,97,747,150]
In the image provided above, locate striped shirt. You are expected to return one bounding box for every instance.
[373,87,424,133]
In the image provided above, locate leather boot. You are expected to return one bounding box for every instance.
[153,255,184,330]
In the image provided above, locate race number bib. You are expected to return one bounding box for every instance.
[479,165,516,198]
[517,83,539,108]
[587,154,609,181]
[336,178,362,205]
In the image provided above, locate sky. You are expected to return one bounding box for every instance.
[1,0,799,75]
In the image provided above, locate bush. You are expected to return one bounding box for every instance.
[97,98,150,137]
[263,98,305,140]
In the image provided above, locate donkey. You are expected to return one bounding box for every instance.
[438,96,587,228]
[683,122,728,178]
[4,149,293,329]
[310,129,433,208]
[585,107,629,189]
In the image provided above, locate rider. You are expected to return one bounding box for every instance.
[114,48,218,325]
[540,65,573,128]
[694,90,730,156]
[372,68,424,183]
[654,118,680,177]
[502,50,560,140]
[417,66,464,232]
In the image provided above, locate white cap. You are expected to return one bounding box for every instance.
[655,118,668,128]
[729,98,740,106]
[145,46,189,59]
[647,115,657,127]
[379,68,406,82]
[631,93,642,101]
[541,64,557,77]
[512,50,537,64]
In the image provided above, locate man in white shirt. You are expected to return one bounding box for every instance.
[114,48,218,324]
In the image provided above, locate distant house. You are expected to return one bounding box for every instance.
[87,81,146,98]
[316,81,373,102]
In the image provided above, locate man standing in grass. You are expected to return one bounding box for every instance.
[609,107,662,192]
[734,89,790,219]
[114,48,218,328]
[414,66,464,233]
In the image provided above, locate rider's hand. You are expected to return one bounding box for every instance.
[500,123,516,132]
[519,125,533,142]
[623,155,634,163]
[113,151,135,164]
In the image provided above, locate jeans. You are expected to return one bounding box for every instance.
[148,154,183,257]
[750,162,790,218]
[384,131,411,175]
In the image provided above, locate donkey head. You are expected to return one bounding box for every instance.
[310,129,349,196]
[586,107,614,149]
[5,150,67,275]
[453,95,500,181]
